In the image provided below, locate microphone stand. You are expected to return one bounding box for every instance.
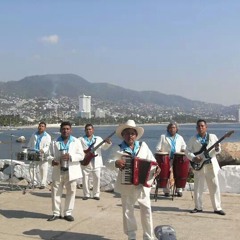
[9,134,23,191]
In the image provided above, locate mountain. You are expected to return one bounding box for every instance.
[0,73,235,114]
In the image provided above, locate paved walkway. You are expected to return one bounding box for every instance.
[0,183,239,240]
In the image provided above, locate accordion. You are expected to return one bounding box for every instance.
[121,156,158,188]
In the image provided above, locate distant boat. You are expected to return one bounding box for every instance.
[16,136,26,143]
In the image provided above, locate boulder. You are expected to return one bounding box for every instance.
[185,165,240,194]
[217,142,240,166]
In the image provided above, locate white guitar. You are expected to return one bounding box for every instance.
[190,130,234,171]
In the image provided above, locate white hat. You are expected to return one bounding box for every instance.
[116,119,144,140]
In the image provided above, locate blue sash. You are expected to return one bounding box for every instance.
[57,135,74,152]
[34,131,47,152]
[119,141,140,157]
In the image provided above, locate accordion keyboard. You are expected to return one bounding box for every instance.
[121,157,133,184]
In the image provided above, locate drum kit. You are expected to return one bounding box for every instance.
[0,133,26,192]
[16,147,43,193]
[154,152,190,201]
[0,132,43,193]
[16,148,43,162]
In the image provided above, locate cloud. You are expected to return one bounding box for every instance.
[32,54,41,60]
[40,34,59,44]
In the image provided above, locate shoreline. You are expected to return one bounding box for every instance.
[1,121,238,130]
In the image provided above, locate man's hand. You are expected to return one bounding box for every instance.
[61,153,70,161]
[215,143,220,152]
[52,160,59,166]
[105,138,112,144]
[115,159,126,170]
[192,156,202,163]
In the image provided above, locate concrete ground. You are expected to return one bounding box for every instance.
[0,183,239,240]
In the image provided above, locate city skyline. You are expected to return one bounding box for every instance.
[1,1,240,106]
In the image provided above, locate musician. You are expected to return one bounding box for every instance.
[185,119,225,215]
[47,121,84,221]
[109,119,157,240]
[27,121,51,189]
[155,121,186,197]
[79,123,112,200]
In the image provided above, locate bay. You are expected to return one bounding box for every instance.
[0,123,239,161]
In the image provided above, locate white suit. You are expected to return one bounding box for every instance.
[155,133,186,194]
[48,136,84,217]
[109,141,156,240]
[79,136,112,198]
[27,131,51,187]
[185,133,223,211]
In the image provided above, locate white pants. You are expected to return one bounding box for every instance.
[37,160,49,186]
[51,171,77,217]
[29,160,49,187]
[120,185,154,240]
[82,163,101,198]
[194,163,222,211]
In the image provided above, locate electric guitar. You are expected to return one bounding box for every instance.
[190,130,234,171]
[80,131,115,166]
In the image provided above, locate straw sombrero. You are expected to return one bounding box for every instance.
[116,119,144,140]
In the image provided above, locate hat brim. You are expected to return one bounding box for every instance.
[116,124,144,140]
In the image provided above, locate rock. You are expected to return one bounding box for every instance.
[16,136,26,143]
[217,142,240,166]
[218,165,240,193]
[185,165,240,193]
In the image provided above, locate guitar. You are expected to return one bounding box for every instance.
[190,130,234,171]
[80,131,115,166]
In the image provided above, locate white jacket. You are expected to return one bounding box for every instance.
[27,131,51,160]
[155,133,186,155]
[185,133,221,173]
[49,136,84,181]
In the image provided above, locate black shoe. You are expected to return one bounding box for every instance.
[93,197,100,200]
[177,192,183,197]
[164,193,170,197]
[214,210,226,215]
[82,197,89,200]
[47,215,60,221]
[64,215,74,221]
[39,186,45,189]
[190,208,203,213]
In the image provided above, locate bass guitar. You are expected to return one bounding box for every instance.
[80,131,115,166]
[190,130,234,171]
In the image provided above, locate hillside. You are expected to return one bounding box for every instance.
[0,73,231,114]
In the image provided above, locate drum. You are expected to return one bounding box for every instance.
[173,152,190,188]
[16,151,28,161]
[27,152,41,161]
[155,152,170,188]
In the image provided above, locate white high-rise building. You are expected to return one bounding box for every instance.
[79,94,91,119]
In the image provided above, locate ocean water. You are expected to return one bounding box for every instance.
[0,123,239,161]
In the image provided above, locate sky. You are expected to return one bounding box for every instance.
[0,0,240,106]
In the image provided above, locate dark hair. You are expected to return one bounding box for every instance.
[196,119,207,126]
[60,121,72,130]
[39,121,46,127]
[85,123,94,130]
